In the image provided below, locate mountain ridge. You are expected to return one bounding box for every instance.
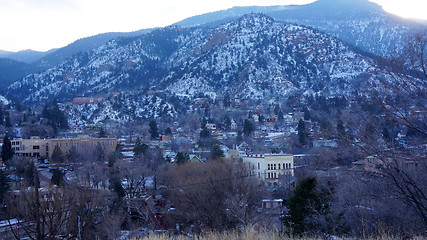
[8,14,382,106]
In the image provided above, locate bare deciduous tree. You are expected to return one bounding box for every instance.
[342,32,427,234]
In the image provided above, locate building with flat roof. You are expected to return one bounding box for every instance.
[11,137,49,159]
[11,135,117,161]
[242,153,294,185]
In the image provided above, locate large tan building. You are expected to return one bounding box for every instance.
[242,153,294,185]
[11,137,49,158]
[11,135,117,160]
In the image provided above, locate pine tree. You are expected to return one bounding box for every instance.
[243,119,254,137]
[51,169,64,186]
[283,176,330,235]
[176,152,189,165]
[149,120,159,139]
[51,146,64,163]
[297,119,306,145]
[1,134,14,164]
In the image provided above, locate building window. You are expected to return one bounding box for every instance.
[33,145,40,150]
[258,162,260,170]
[65,143,68,147]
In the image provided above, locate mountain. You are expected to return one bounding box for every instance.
[0,49,54,63]
[9,14,381,108]
[174,0,426,56]
[0,58,43,90]
[0,29,154,91]
[33,29,154,69]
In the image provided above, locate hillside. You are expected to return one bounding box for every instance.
[175,0,426,56]
[0,58,43,90]
[8,14,381,107]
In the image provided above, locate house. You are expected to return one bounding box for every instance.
[242,154,294,185]
[189,154,203,163]
[262,199,283,209]
[73,97,106,105]
[205,123,217,130]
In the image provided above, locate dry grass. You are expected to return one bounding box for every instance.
[133,227,424,240]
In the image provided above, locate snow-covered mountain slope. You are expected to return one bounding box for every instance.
[9,14,383,105]
[66,94,176,126]
[163,14,377,100]
[175,0,426,56]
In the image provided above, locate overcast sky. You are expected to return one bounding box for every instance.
[1,0,426,52]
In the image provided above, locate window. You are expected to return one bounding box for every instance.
[278,164,280,170]
[258,162,260,170]
[65,143,68,147]
[33,145,40,150]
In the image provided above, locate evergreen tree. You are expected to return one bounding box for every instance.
[223,115,231,130]
[165,127,172,136]
[109,168,125,198]
[50,169,64,186]
[98,128,107,138]
[199,125,210,139]
[1,134,14,164]
[94,143,105,163]
[210,143,224,160]
[51,146,64,163]
[42,101,69,130]
[67,146,79,163]
[243,119,254,137]
[133,143,148,157]
[25,161,38,186]
[303,107,311,120]
[283,176,331,235]
[149,120,159,139]
[175,152,189,165]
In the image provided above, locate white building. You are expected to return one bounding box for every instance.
[242,154,294,185]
